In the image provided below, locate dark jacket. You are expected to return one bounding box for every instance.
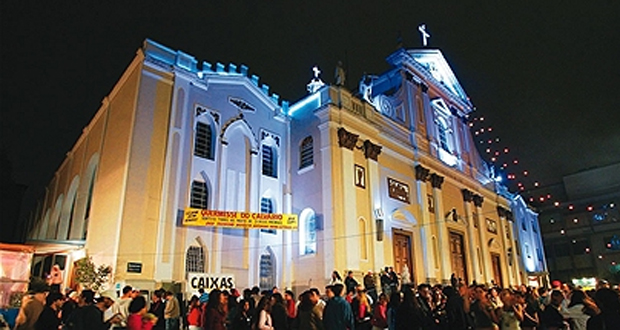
[323,296,354,330]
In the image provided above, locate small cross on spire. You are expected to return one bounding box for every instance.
[418,24,430,47]
[312,66,321,79]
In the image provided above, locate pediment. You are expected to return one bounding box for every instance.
[404,49,471,107]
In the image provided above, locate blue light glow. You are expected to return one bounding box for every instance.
[289,92,321,117]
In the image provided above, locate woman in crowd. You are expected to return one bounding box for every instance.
[292,291,323,330]
[186,296,202,330]
[271,293,290,330]
[495,289,523,330]
[519,291,539,330]
[231,299,254,330]
[204,289,227,330]
[468,285,499,330]
[562,289,598,330]
[127,296,157,330]
[351,287,372,330]
[371,293,388,330]
[255,295,274,330]
[395,285,423,330]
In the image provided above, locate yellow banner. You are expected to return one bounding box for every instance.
[183,208,298,230]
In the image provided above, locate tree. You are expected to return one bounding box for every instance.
[74,257,112,292]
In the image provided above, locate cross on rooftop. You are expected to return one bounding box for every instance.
[418,24,430,47]
[312,66,321,79]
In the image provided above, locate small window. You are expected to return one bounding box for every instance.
[262,145,277,178]
[190,181,208,209]
[437,118,449,151]
[194,122,214,160]
[531,220,538,233]
[299,208,317,255]
[260,198,276,234]
[299,136,314,169]
[186,246,205,273]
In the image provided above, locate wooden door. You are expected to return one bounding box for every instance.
[449,232,468,284]
[393,231,413,278]
[491,253,503,287]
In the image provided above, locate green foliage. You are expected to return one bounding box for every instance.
[73,257,112,292]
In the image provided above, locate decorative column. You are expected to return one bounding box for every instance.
[365,140,384,273]
[462,189,480,283]
[337,127,360,270]
[495,207,511,287]
[506,211,523,284]
[414,165,431,283]
[430,173,451,284]
[473,195,492,283]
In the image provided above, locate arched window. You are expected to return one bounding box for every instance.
[437,118,449,151]
[194,121,214,160]
[190,181,208,209]
[259,248,276,289]
[299,208,317,255]
[262,144,277,178]
[185,246,205,273]
[260,198,276,234]
[299,136,314,169]
[359,218,368,260]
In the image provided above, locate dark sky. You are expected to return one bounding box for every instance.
[2,2,620,216]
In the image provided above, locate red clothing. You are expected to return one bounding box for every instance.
[371,304,388,328]
[286,299,296,318]
[205,307,227,330]
[187,306,202,326]
[127,313,154,330]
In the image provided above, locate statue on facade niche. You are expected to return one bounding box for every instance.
[335,61,346,86]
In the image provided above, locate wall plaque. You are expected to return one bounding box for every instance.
[387,178,410,203]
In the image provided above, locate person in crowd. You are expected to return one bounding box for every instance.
[519,291,539,330]
[163,291,181,330]
[388,268,399,294]
[587,287,620,330]
[14,281,49,330]
[364,272,378,303]
[416,283,440,330]
[351,286,372,330]
[395,285,422,330]
[495,289,523,330]
[380,268,392,296]
[442,285,469,330]
[386,291,400,330]
[186,296,202,330]
[65,289,108,330]
[127,295,157,330]
[488,287,502,309]
[255,295,274,330]
[371,293,388,330]
[344,271,359,296]
[323,283,354,330]
[62,291,79,326]
[561,289,598,330]
[34,291,64,330]
[231,299,254,330]
[292,291,324,330]
[149,289,166,330]
[111,285,134,329]
[251,287,262,308]
[198,288,209,305]
[204,289,228,330]
[271,293,289,330]
[330,271,343,285]
[309,288,326,315]
[540,290,568,330]
[284,290,297,326]
[467,285,498,330]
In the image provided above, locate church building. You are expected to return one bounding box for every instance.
[25,38,547,294]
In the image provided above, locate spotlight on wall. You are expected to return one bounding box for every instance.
[374,208,384,241]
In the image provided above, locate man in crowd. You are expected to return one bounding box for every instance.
[35,291,64,330]
[14,281,49,330]
[164,290,181,330]
[323,283,354,330]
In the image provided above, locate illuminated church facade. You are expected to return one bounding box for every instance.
[25,39,547,293]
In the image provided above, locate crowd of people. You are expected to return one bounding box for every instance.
[8,270,620,330]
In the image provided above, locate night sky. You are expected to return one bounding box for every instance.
[2,2,619,217]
